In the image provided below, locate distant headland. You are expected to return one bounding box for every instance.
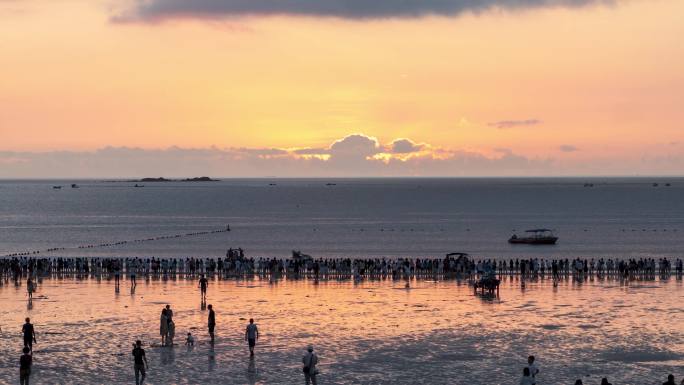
[133,176,219,182]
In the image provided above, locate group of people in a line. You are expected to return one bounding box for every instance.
[573,374,684,385]
[4,254,684,285]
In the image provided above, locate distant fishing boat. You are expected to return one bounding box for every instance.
[509,229,558,245]
[71,184,79,188]
[134,184,144,188]
[52,185,62,189]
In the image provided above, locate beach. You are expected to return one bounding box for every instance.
[1,274,683,384]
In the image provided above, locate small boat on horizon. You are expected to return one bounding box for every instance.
[52,185,62,189]
[71,184,79,188]
[509,229,558,245]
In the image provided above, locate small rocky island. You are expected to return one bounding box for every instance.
[136,176,219,182]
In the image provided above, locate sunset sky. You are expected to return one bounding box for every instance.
[1,0,682,177]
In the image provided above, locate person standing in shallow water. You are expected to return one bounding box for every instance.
[22,318,36,352]
[165,304,173,326]
[132,340,148,385]
[19,346,32,385]
[302,345,318,385]
[159,309,168,346]
[527,355,539,385]
[663,374,676,385]
[26,278,34,300]
[245,318,259,356]
[207,304,216,343]
[199,275,208,300]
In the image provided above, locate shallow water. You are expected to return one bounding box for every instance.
[1,275,683,384]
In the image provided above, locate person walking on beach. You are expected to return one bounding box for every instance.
[199,275,208,299]
[160,309,168,346]
[26,278,35,300]
[302,345,318,385]
[19,346,32,385]
[22,318,36,352]
[245,318,259,356]
[132,340,148,385]
[527,355,539,384]
[207,304,216,343]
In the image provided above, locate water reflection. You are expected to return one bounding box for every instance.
[0,276,683,384]
[160,346,175,366]
[246,356,258,385]
[208,345,215,372]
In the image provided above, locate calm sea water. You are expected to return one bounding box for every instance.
[1,178,682,259]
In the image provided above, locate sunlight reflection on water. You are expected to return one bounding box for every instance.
[1,275,683,384]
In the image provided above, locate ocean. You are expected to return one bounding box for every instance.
[1,178,683,259]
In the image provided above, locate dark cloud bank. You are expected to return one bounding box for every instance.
[0,134,556,178]
[2,134,681,178]
[119,0,615,21]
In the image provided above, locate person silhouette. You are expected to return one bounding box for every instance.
[22,318,36,352]
[199,275,208,299]
[663,374,676,385]
[245,318,259,356]
[20,346,32,385]
[132,340,148,385]
[302,345,319,385]
[207,304,216,343]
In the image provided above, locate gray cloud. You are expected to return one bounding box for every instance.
[235,147,288,156]
[0,143,551,178]
[329,134,379,156]
[2,132,680,177]
[390,138,424,154]
[118,0,615,21]
[293,148,329,155]
[488,119,542,129]
[559,144,579,152]
[2,143,683,177]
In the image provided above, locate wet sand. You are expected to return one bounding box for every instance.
[1,275,683,384]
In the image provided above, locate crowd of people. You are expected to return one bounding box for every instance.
[2,254,683,284]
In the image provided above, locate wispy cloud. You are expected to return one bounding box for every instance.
[488,119,542,129]
[116,0,616,22]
